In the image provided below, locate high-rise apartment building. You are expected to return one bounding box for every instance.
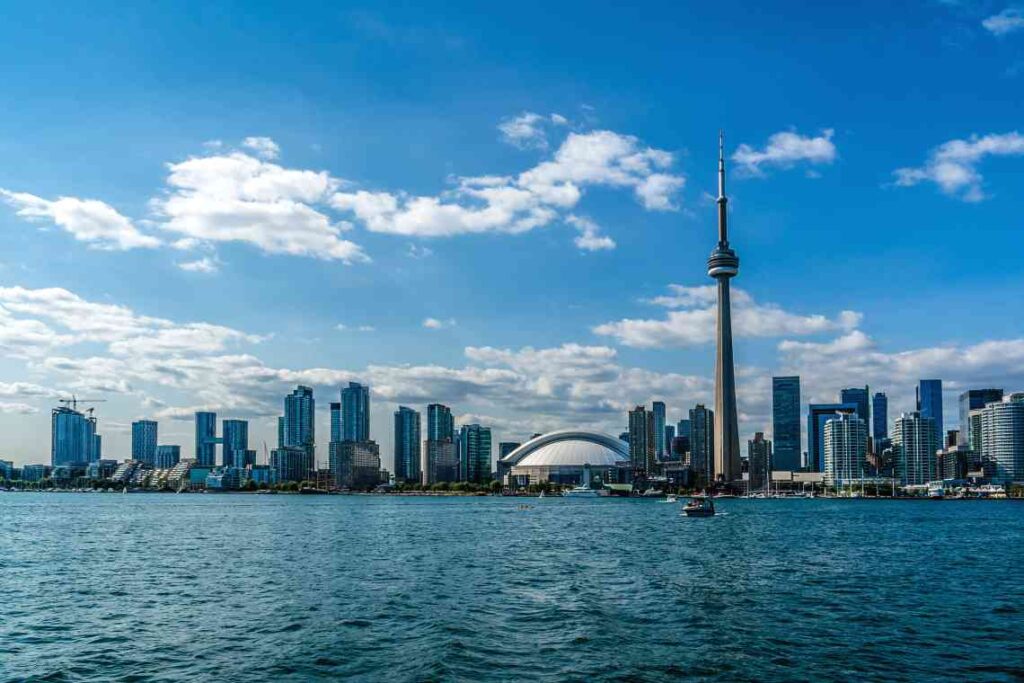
[893,411,938,486]
[194,411,217,467]
[427,403,454,441]
[459,424,492,483]
[393,406,421,483]
[52,406,100,466]
[840,387,870,427]
[746,432,772,491]
[154,445,181,469]
[823,412,867,485]
[131,420,158,466]
[771,376,801,471]
[872,392,888,445]
[341,382,370,442]
[330,402,342,443]
[807,403,858,473]
[689,404,714,483]
[628,406,655,474]
[222,419,249,468]
[979,393,1024,485]
[652,401,667,459]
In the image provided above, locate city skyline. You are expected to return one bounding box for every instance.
[1,3,1024,466]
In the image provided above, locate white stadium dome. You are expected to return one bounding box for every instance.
[500,430,630,468]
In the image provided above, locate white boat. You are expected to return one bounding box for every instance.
[563,486,603,497]
[660,494,678,504]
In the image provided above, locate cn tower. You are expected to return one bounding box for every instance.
[707,132,741,484]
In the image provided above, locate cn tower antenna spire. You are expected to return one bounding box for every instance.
[717,130,728,245]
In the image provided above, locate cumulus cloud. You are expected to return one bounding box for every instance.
[982,7,1024,35]
[423,317,456,329]
[177,256,220,273]
[732,129,837,175]
[566,214,615,251]
[153,150,368,262]
[593,284,861,348]
[241,136,281,159]
[893,131,1024,201]
[330,128,684,244]
[336,323,375,332]
[0,190,161,250]
[498,112,568,150]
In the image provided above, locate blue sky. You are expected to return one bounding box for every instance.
[0,0,1022,467]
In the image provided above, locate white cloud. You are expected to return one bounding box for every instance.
[566,215,615,251]
[177,256,220,273]
[0,381,54,398]
[893,131,1024,201]
[0,190,161,250]
[336,323,375,332]
[330,128,684,238]
[153,150,368,262]
[982,7,1024,35]
[732,129,837,175]
[593,284,861,348]
[423,317,456,329]
[498,112,550,150]
[406,243,433,259]
[241,136,281,159]
[0,401,38,414]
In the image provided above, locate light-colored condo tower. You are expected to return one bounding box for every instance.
[707,133,741,484]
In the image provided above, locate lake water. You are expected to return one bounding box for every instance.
[1,494,1022,682]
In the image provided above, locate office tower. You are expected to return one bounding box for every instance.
[893,411,938,486]
[652,401,667,459]
[689,404,714,483]
[341,382,370,442]
[92,434,102,462]
[979,393,1024,485]
[747,432,772,491]
[628,406,655,474]
[823,413,867,485]
[771,376,801,471]
[459,424,493,483]
[840,387,870,426]
[708,133,741,484]
[51,406,98,467]
[807,403,858,473]
[154,445,181,469]
[277,416,284,449]
[330,402,342,443]
[968,409,985,454]
[330,440,382,489]
[916,380,944,450]
[677,419,691,440]
[958,389,1003,448]
[195,411,217,467]
[427,403,455,441]
[393,406,421,483]
[222,419,249,468]
[131,420,158,466]
[664,425,675,460]
[498,442,521,459]
[872,392,888,445]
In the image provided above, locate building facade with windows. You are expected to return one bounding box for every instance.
[772,376,801,471]
[131,420,158,466]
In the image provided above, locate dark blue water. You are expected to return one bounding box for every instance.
[1,494,1022,682]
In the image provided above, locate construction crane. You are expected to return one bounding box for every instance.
[57,395,108,412]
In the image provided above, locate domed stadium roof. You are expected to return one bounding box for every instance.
[501,430,630,468]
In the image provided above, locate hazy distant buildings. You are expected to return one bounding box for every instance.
[689,404,714,483]
[459,424,492,483]
[979,394,1024,485]
[131,420,158,466]
[222,419,249,468]
[771,376,801,471]
[341,382,370,442]
[747,432,772,491]
[807,403,858,473]
[824,412,867,485]
[195,412,217,467]
[393,406,421,483]
[628,406,655,474]
[652,401,667,459]
[916,380,944,450]
[958,389,1003,448]
[872,392,888,445]
[893,411,938,486]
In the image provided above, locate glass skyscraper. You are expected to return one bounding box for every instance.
[958,388,1003,448]
[131,420,158,466]
[330,402,342,443]
[916,379,943,450]
[194,411,217,467]
[872,392,888,444]
[393,406,421,483]
[154,445,181,469]
[52,407,99,466]
[341,382,370,442]
[284,386,315,473]
[652,401,667,459]
[427,403,454,441]
[688,405,714,484]
[221,419,249,468]
[771,376,801,471]
[840,387,870,427]
[459,424,492,483]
